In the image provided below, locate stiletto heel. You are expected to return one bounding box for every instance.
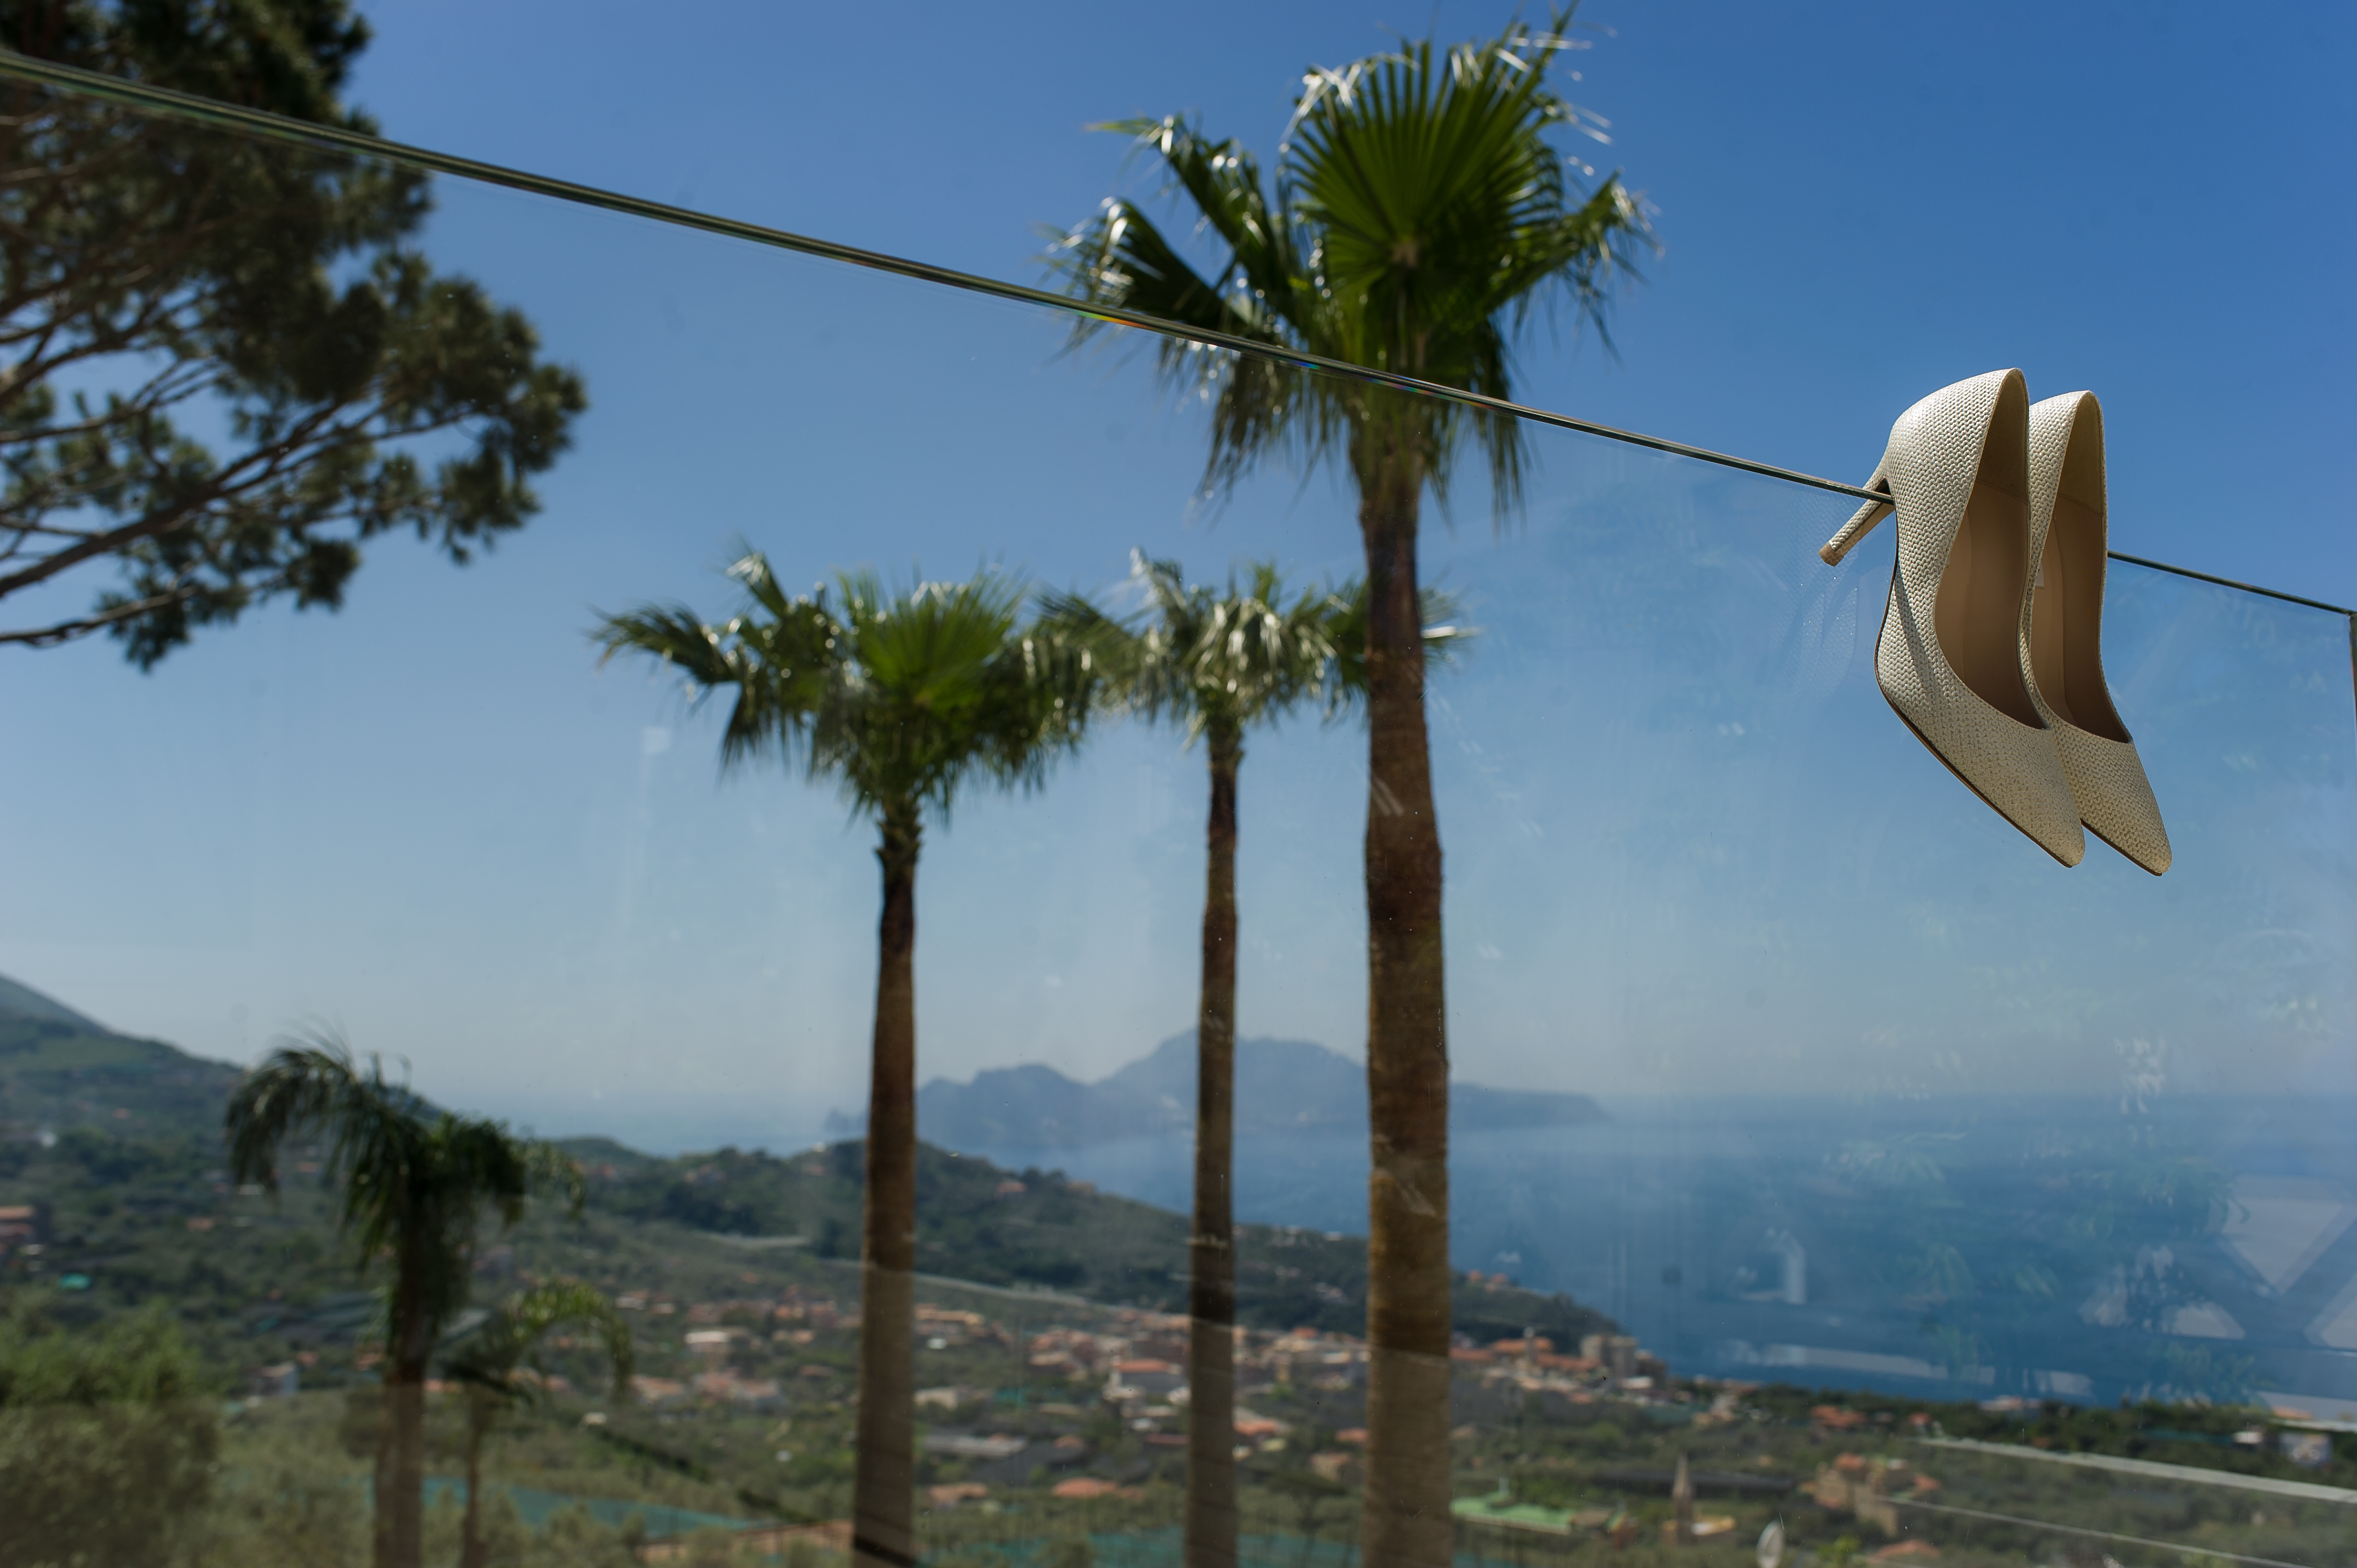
[2023,392,2171,874]
[1820,455,1893,565]
[1822,369,2085,866]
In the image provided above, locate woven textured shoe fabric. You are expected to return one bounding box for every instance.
[2024,392,2172,875]
[1869,369,2085,866]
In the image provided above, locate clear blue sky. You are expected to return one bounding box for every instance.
[337,0,2355,597]
[0,1,2349,1152]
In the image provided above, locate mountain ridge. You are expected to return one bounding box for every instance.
[0,973,109,1034]
[0,975,1619,1360]
[831,1031,1607,1149]
[0,972,242,1140]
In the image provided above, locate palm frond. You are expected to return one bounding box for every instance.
[591,604,733,686]
[1052,4,1654,523]
[1046,197,1233,339]
[1047,122,1316,504]
[223,1027,582,1354]
[1044,551,1352,747]
[1033,585,1141,661]
[225,1029,428,1251]
[1324,581,1474,718]
[1115,116,1311,328]
[594,550,843,771]
[445,1277,634,1406]
[607,558,1107,834]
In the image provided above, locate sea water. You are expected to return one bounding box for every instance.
[959,1094,2357,1414]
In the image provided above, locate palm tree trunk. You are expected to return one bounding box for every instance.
[372,1263,434,1565]
[377,1364,428,1568]
[460,1405,488,1568]
[1354,443,1453,1568]
[377,1270,430,1568]
[854,806,922,1568]
[1187,728,1243,1568]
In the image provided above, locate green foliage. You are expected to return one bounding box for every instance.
[0,1012,243,1141]
[595,555,1102,836]
[2,1112,1613,1370]
[0,0,585,663]
[0,1304,218,1567]
[193,1395,656,1568]
[537,1503,644,1568]
[338,1383,382,1458]
[0,1297,210,1405]
[580,1139,1607,1340]
[446,1277,635,1406]
[222,1029,584,1358]
[1041,553,1355,750]
[1048,7,1651,515]
[2144,1341,2260,1406]
[447,1272,638,1563]
[198,1416,371,1567]
[1043,551,1471,734]
[681,1524,748,1566]
[220,1036,587,1566]
[1320,575,1468,709]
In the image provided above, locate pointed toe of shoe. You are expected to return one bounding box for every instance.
[2055,727,2171,874]
[1993,735,2088,868]
[1879,678,2086,866]
[2036,802,2090,869]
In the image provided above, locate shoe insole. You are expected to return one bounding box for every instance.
[1934,479,2043,728]
[2028,496,2130,742]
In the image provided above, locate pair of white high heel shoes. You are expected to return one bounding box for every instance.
[1820,368,2169,873]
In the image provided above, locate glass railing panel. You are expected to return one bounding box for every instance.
[2,73,2352,1567]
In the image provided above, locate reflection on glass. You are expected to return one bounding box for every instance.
[1,60,2354,1568]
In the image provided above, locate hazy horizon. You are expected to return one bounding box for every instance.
[16,957,2354,1174]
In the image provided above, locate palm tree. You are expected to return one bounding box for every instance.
[1044,554,1460,1568]
[1049,17,1649,1563]
[443,1278,635,1568]
[224,1032,584,1568]
[594,555,1098,1568]
[1044,555,1341,1568]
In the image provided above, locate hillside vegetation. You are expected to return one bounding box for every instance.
[0,978,1612,1378]
[0,1008,241,1142]
[585,1137,1610,1344]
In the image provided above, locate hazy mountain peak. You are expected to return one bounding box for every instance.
[0,971,241,1140]
[886,1031,1605,1151]
[0,973,107,1034]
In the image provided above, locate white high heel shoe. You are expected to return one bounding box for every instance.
[2024,392,2171,874]
[1820,369,2085,866]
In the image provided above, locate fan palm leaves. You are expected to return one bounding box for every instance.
[442,1278,634,1568]
[595,556,1093,814]
[1048,13,1649,515]
[1049,14,1647,1565]
[1043,554,1461,1568]
[1045,553,1346,738]
[594,553,1101,1568]
[223,1032,584,1568]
